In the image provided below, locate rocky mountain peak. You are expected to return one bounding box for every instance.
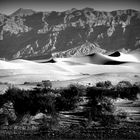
[10,8,35,17]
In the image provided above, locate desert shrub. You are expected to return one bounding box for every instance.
[85,86,117,126]
[55,84,82,111]
[2,84,83,115]
[3,87,30,115]
[37,83,42,87]
[3,84,84,115]
[3,87,56,115]
[2,81,140,128]
[91,97,117,126]
[96,81,113,88]
[116,81,132,89]
[116,81,139,100]
[42,80,52,89]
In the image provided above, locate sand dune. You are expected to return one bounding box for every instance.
[0,51,140,84]
[53,51,140,65]
[107,51,139,62]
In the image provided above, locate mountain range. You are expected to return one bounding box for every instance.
[0,8,140,60]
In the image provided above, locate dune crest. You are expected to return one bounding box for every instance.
[54,51,140,65]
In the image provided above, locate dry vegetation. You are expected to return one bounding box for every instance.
[0,80,140,139]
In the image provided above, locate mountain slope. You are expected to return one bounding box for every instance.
[0,8,140,59]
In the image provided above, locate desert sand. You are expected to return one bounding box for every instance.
[0,51,140,87]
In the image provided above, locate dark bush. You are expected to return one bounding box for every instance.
[89,97,116,126]
[42,80,52,89]
[3,87,30,114]
[85,86,117,125]
[55,84,82,111]
[116,81,139,100]
[3,87,56,115]
[86,86,103,98]
[2,84,83,115]
[0,94,6,107]
[37,83,42,87]
[96,81,113,88]
[116,81,132,89]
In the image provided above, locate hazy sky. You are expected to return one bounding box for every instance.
[0,0,140,15]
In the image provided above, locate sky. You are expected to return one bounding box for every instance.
[0,0,140,15]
